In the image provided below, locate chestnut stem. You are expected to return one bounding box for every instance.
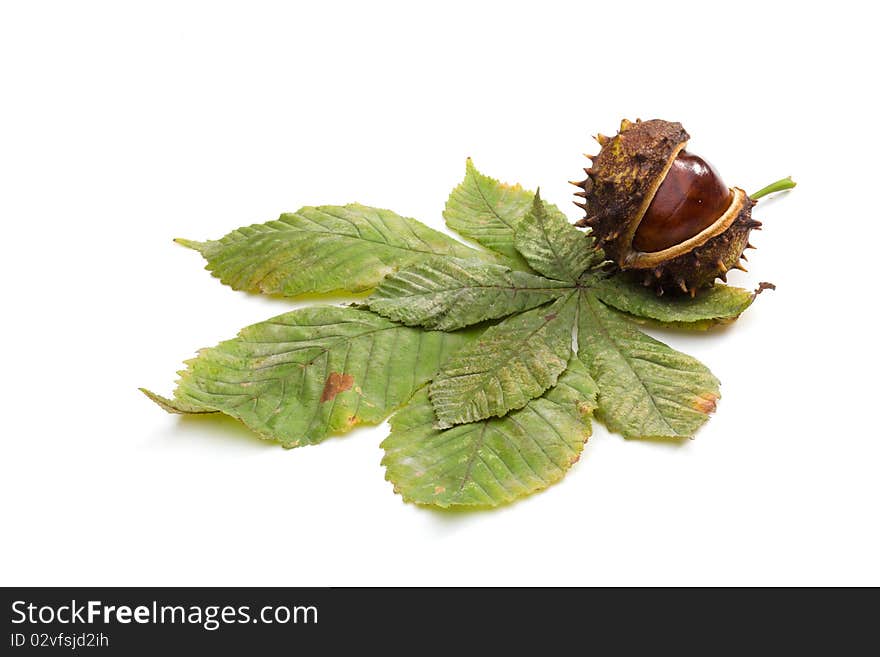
[750,176,796,200]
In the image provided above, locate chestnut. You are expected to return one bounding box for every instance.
[633,151,733,253]
[573,119,762,296]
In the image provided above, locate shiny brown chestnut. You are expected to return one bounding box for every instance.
[632,151,733,253]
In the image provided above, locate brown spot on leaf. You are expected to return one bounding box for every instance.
[544,313,558,321]
[693,392,719,414]
[434,486,446,495]
[320,372,354,402]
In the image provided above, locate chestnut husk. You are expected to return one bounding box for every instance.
[574,119,760,296]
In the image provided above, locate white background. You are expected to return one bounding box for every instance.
[2,1,877,586]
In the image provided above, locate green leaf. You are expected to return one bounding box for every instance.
[444,159,565,270]
[592,274,755,329]
[367,258,572,331]
[143,306,476,447]
[513,192,603,282]
[382,356,598,508]
[577,291,720,439]
[178,204,493,297]
[429,292,578,428]
[139,389,217,414]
